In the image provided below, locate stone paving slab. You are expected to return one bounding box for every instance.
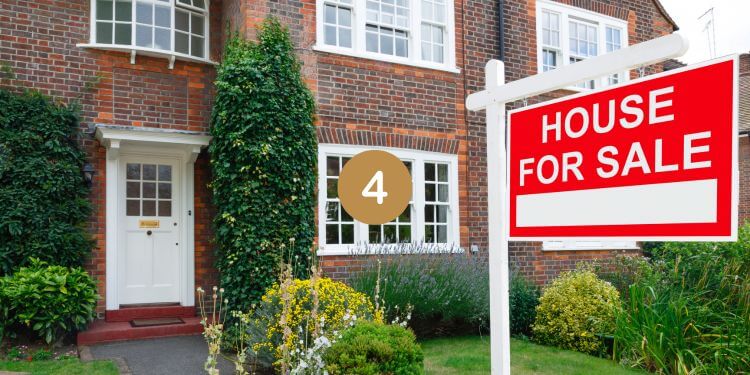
[88,335,235,375]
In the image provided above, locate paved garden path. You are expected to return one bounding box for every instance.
[86,335,235,375]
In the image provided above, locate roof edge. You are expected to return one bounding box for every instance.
[652,0,679,31]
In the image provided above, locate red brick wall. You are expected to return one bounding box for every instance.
[0,0,224,314]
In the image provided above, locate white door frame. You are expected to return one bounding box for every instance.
[96,126,211,310]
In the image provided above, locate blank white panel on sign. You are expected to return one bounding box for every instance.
[516,179,717,227]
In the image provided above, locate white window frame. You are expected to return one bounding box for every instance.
[79,0,214,68]
[317,144,460,256]
[313,0,459,73]
[536,0,628,90]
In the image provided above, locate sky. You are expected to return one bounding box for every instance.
[659,0,750,64]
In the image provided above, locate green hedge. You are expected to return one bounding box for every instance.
[0,90,92,275]
[210,18,317,312]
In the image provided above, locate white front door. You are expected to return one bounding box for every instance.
[119,157,181,305]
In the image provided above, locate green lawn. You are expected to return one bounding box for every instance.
[422,336,645,375]
[0,359,118,375]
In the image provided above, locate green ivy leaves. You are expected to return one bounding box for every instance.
[210,18,318,313]
[0,90,93,275]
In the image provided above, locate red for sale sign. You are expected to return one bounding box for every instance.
[508,57,739,241]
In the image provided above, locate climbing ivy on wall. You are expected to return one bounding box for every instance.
[210,18,318,312]
[0,90,93,275]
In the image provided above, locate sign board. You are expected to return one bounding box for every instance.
[508,57,738,241]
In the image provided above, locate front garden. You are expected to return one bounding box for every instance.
[1,15,748,375]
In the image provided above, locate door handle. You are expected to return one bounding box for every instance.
[146,230,152,236]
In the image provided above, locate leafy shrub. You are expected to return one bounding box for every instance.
[248,277,376,366]
[509,271,540,337]
[0,259,98,343]
[0,89,92,275]
[323,321,424,375]
[614,225,750,374]
[592,254,656,299]
[210,17,317,313]
[348,244,489,337]
[532,269,619,355]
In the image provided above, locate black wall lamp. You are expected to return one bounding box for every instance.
[83,162,96,187]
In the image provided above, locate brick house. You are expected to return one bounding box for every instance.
[1,0,680,342]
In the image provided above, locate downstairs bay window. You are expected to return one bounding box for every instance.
[318,145,459,255]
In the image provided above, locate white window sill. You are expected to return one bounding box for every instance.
[542,244,641,252]
[317,243,464,256]
[77,43,217,68]
[312,44,460,74]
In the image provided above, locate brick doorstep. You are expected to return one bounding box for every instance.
[77,317,204,346]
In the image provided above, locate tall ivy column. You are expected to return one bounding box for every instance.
[210,19,318,312]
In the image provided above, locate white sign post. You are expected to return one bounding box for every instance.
[467,33,691,375]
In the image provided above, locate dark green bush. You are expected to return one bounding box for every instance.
[509,271,540,337]
[0,90,92,275]
[348,245,489,337]
[0,259,98,344]
[614,225,750,374]
[210,18,317,313]
[593,254,656,299]
[323,321,424,375]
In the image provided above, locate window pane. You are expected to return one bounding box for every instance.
[97,0,114,20]
[341,206,353,221]
[326,224,340,245]
[96,22,113,43]
[425,183,435,201]
[383,225,397,242]
[395,36,407,57]
[154,28,170,50]
[326,156,340,176]
[176,10,189,32]
[339,28,352,48]
[136,25,152,47]
[176,32,189,54]
[326,202,339,221]
[421,41,431,61]
[369,226,381,243]
[155,5,170,27]
[326,178,338,198]
[126,182,140,198]
[158,201,171,217]
[193,0,205,9]
[437,205,448,222]
[143,164,156,180]
[341,224,354,244]
[425,205,435,222]
[399,225,411,242]
[325,25,337,45]
[425,163,435,181]
[398,206,411,221]
[142,200,156,216]
[114,23,131,44]
[115,0,132,22]
[142,182,156,198]
[438,184,448,202]
[436,225,447,243]
[366,26,378,52]
[191,35,204,57]
[437,163,448,181]
[325,4,336,23]
[339,7,351,27]
[126,200,140,216]
[127,163,140,179]
[425,225,434,242]
[191,14,205,36]
[158,165,171,181]
[158,183,172,199]
[136,2,152,24]
[380,32,393,55]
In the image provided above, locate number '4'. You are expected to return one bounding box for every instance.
[362,171,388,205]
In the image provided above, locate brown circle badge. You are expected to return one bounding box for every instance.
[338,150,412,225]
